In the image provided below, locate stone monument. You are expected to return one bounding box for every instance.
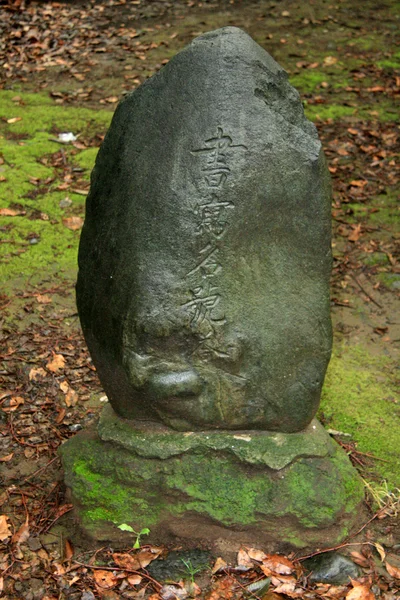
[60,27,364,554]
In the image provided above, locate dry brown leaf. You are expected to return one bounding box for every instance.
[0,207,26,216]
[113,547,161,571]
[212,556,227,574]
[12,520,30,545]
[29,367,47,381]
[323,55,338,66]
[237,548,253,568]
[349,179,367,187]
[346,580,374,600]
[322,585,348,599]
[7,117,22,123]
[136,547,163,568]
[62,216,84,230]
[386,561,400,579]
[64,539,74,560]
[2,396,24,412]
[262,554,295,575]
[127,574,142,586]
[55,407,66,424]
[0,515,12,541]
[36,294,52,304]
[46,353,66,372]
[247,547,267,562]
[273,582,303,597]
[0,453,14,462]
[374,542,386,562]
[93,569,118,589]
[65,388,78,407]
[59,380,69,394]
[348,223,362,242]
[113,552,142,570]
[350,551,370,568]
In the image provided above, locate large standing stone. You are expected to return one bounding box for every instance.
[61,27,364,554]
[76,26,332,432]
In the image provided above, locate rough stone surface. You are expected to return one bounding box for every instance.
[59,405,364,556]
[98,403,333,470]
[303,552,361,585]
[76,26,332,432]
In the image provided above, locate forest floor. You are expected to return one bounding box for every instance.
[0,0,399,598]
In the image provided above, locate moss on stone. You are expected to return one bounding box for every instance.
[60,412,364,548]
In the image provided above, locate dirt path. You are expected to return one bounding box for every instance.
[0,0,399,598]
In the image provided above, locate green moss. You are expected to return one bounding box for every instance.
[0,90,112,138]
[74,147,98,175]
[320,343,400,487]
[290,71,327,94]
[166,454,266,525]
[304,104,355,121]
[0,90,112,287]
[377,272,400,290]
[60,419,363,547]
[377,52,400,69]
[304,101,399,123]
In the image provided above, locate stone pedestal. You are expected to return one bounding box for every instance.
[60,404,364,556]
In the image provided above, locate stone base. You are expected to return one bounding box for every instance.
[59,404,364,557]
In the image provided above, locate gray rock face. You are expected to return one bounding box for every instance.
[303,552,361,585]
[77,27,332,432]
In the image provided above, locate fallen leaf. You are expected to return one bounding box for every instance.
[55,407,66,424]
[346,580,374,600]
[0,453,14,462]
[113,547,162,571]
[36,294,52,304]
[46,353,66,372]
[7,117,22,123]
[262,554,295,575]
[273,582,303,597]
[247,547,267,562]
[212,556,228,574]
[93,569,118,589]
[350,551,370,568]
[2,396,24,412]
[323,55,338,66]
[0,207,26,216]
[160,584,188,600]
[65,387,79,407]
[386,561,400,579]
[348,223,362,242]
[0,515,12,541]
[62,216,84,230]
[64,539,74,560]
[12,519,30,545]
[349,179,367,187]
[237,548,254,568]
[127,574,142,586]
[29,367,47,381]
[59,381,69,394]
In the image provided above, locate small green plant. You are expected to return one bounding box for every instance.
[180,558,206,584]
[117,524,150,549]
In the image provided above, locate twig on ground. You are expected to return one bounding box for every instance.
[352,275,383,309]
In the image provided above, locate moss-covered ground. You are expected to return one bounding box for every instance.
[0,1,399,583]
